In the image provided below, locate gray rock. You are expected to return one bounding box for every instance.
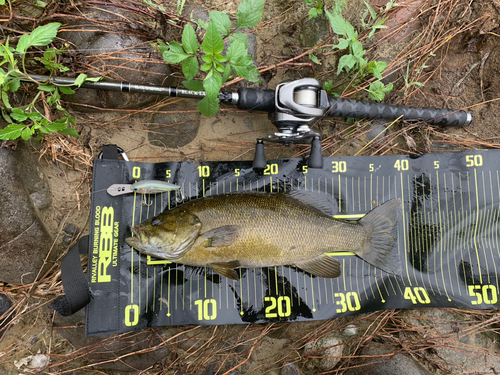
[14,142,52,212]
[399,309,500,374]
[345,344,431,375]
[304,334,344,371]
[365,121,388,142]
[0,144,54,285]
[281,361,302,375]
[299,10,330,48]
[59,5,174,111]
[147,103,200,148]
[0,293,13,338]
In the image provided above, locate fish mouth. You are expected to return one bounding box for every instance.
[126,227,142,248]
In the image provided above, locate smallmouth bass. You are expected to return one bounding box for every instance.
[126,191,401,280]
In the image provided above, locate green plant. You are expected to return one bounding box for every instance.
[403,59,424,96]
[0,23,96,141]
[158,0,264,116]
[305,0,324,19]
[361,1,388,38]
[322,2,393,101]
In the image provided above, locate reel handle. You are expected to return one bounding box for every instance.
[326,97,472,127]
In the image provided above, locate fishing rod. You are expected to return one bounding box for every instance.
[25,75,473,169]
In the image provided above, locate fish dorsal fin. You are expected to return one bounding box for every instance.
[284,190,338,216]
[295,254,341,278]
[210,261,241,280]
[200,225,241,248]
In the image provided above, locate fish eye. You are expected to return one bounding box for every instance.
[152,219,161,226]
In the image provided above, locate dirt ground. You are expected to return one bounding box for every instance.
[2,0,500,373]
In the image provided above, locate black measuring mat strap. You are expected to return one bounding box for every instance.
[51,236,90,316]
[101,144,120,160]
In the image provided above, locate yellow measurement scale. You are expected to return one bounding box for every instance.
[85,150,500,336]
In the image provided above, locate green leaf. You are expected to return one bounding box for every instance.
[200,62,212,71]
[2,111,12,123]
[367,82,393,101]
[197,19,209,31]
[350,41,365,59]
[332,37,349,50]
[309,8,319,19]
[201,21,224,55]
[11,108,28,122]
[215,54,227,63]
[202,54,213,63]
[163,41,190,63]
[6,76,20,93]
[0,123,25,140]
[203,69,222,101]
[59,86,76,95]
[21,126,33,140]
[237,0,265,28]
[59,127,80,137]
[38,85,55,92]
[45,121,68,133]
[231,55,260,82]
[324,10,347,37]
[364,1,377,20]
[16,23,61,54]
[197,96,219,117]
[226,40,246,63]
[156,39,169,54]
[1,90,11,109]
[367,60,387,79]
[308,52,321,65]
[11,111,28,122]
[222,64,233,82]
[74,73,88,87]
[209,11,231,36]
[337,54,358,75]
[182,23,198,55]
[229,33,249,48]
[182,56,199,81]
[182,80,205,91]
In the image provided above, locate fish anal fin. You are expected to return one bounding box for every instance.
[200,225,241,248]
[210,261,240,280]
[295,255,341,278]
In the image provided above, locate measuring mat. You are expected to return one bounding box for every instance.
[86,149,500,336]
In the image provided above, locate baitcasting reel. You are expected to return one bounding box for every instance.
[24,74,473,170]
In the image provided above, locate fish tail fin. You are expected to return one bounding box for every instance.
[356,199,402,275]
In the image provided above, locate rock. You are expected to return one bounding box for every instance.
[14,353,50,372]
[63,223,77,235]
[0,144,54,285]
[365,121,388,142]
[343,324,358,336]
[281,361,302,375]
[344,344,431,375]
[304,334,344,371]
[299,9,330,48]
[0,293,13,338]
[399,309,500,374]
[59,5,174,111]
[14,142,52,212]
[147,102,200,148]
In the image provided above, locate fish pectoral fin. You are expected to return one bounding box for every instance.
[295,255,341,278]
[210,261,241,280]
[200,226,241,248]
